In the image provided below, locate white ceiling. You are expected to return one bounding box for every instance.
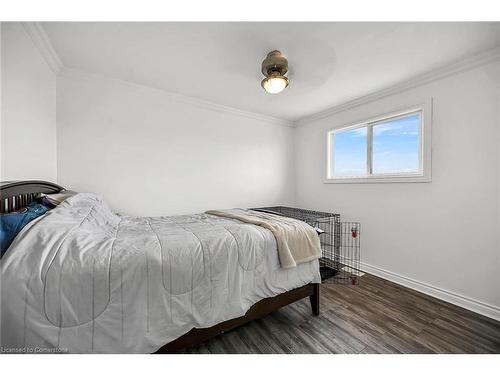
[42,22,500,122]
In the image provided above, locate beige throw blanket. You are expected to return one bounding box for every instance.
[206,209,322,268]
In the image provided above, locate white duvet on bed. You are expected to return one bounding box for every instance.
[0,193,320,353]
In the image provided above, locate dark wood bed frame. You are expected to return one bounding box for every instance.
[0,180,321,353]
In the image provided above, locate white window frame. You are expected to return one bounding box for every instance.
[326,103,432,183]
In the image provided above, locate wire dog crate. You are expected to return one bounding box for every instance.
[252,206,361,285]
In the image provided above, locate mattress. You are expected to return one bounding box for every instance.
[0,193,320,353]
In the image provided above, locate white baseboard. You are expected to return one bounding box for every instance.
[359,262,500,322]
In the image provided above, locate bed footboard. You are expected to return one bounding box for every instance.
[155,282,320,353]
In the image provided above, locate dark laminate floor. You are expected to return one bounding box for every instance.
[183,274,500,354]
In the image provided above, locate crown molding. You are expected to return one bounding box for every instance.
[59,67,295,127]
[18,22,499,128]
[19,21,292,127]
[21,22,63,74]
[295,46,500,126]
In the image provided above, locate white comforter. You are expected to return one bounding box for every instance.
[0,194,320,353]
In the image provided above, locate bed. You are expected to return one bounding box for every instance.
[0,180,321,353]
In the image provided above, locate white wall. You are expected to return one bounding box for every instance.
[0,23,57,181]
[497,69,500,317]
[56,71,295,216]
[295,61,500,319]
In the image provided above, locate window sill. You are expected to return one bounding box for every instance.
[324,175,431,184]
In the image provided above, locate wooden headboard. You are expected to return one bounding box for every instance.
[0,180,64,214]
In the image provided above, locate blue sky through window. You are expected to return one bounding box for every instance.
[331,113,420,177]
[372,114,420,174]
[331,127,367,177]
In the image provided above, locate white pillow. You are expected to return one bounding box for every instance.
[40,190,77,206]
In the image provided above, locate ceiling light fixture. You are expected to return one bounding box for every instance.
[261,50,289,94]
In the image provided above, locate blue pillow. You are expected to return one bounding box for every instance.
[0,203,49,257]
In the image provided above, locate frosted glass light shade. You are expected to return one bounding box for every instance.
[261,75,289,94]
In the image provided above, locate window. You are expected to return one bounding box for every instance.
[327,108,430,183]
